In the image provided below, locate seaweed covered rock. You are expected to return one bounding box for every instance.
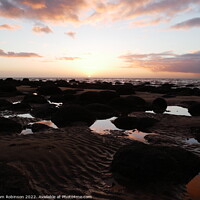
[51,104,96,127]
[0,117,22,134]
[111,141,200,186]
[188,103,200,116]
[85,103,116,119]
[152,98,167,114]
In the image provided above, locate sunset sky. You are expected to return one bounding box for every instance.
[0,0,200,78]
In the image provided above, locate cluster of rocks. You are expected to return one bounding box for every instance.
[0,78,200,190]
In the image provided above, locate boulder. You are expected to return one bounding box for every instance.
[51,104,95,127]
[85,103,116,119]
[112,117,158,130]
[9,103,31,112]
[38,84,62,95]
[31,123,52,132]
[0,117,22,134]
[22,94,48,104]
[0,99,12,111]
[31,104,58,119]
[0,84,18,97]
[98,90,119,103]
[188,103,200,116]
[125,96,147,111]
[115,83,135,95]
[152,98,167,114]
[78,91,100,105]
[112,117,139,130]
[111,141,200,186]
[109,97,130,114]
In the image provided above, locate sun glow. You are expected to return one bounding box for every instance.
[72,53,116,77]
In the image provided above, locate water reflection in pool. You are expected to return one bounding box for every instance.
[90,117,119,134]
[187,174,200,200]
[90,117,155,142]
[146,106,191,116]
[4,113,34,119]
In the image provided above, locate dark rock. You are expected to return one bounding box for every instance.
[31,123,52,132]
[31,104,58,119]
[0,163,37,195]
[85,103,116,119]
[188,103,200,116]
[112,117,139,130]
[115,83,135,95]
[51,104,96,127]
[125,96,147,111]
[112,117,158,130]
[152,98,167,114]
[0,117,22,134]
[0,99,12,111]
[98,90,119,103]
[9,103,31,112]
[109,97,132,115]
[22,94,48,104]
[38,84,62,95]
[78,91,100,105]
[111,141,200,186]
[0,84,18,97]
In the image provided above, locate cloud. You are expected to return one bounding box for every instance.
[0,24,21,30]
[119,51,200,74]
[65,31,76,39]
[58,57,80,61]
[0,0,88,23]
[32,25,53,33]
[0,0,200,26]
[171,17,200,29]
[0,49,42,58]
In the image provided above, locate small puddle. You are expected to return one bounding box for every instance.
[4,113,34,119]
[20,128,33,135]
[90,117,119,134]
[48,100,63,107]
[90,117,155,142]
[20,120,58,135]
[146,106,191,116]
[36,120,58,129]
[125,129,153,143]
[185,138,200,145]
[187,174,200,200]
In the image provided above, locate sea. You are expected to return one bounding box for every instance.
[8,77,200,88]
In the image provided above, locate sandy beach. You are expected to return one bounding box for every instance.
[0,79,200,200]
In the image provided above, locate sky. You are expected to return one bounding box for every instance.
[0,0,200,78]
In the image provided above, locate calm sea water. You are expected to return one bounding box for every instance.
[11,78,200,88]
